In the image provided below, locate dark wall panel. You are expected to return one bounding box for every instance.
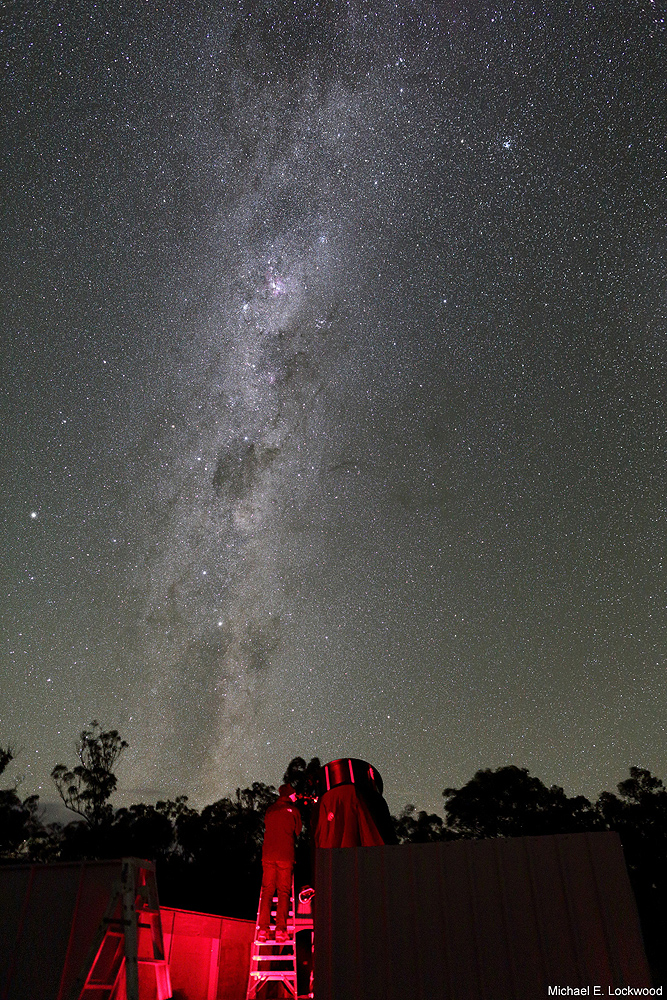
[314,832,652,1000]
[0,860,122,1000]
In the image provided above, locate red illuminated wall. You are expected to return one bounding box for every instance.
[160,907,255,1000]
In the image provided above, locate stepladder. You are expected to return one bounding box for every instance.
[246,880,314,999]
[68,857,171,1000]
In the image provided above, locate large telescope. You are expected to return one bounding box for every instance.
[314,757,396,847]
[319,757,384,796]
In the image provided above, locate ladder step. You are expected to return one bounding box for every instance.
[252,951,296,957]
[253,949,294,954]
[250,976,298,982]
[251,962,296,976]
[252,953,296,960]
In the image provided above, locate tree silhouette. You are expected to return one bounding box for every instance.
[51,721,128,828]
[443,765,599,839]
[111,801,177,860]
[598,766,667,854]
[0,745,13,778]
[597,767,667,984]
[283,756,321,799]
[393,804,448,843]
[0,743,44,858]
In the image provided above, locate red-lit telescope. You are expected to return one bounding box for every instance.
[314,758,396,847]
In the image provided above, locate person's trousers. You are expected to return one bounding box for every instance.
[259,860,292,931]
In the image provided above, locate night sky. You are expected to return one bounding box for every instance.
[2,2,666,816]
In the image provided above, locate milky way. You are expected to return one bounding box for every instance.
[133,189,349,790]
[119,68,413,796]
[2,2,666,811]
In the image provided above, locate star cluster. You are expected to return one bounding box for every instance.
[2,2,666,812]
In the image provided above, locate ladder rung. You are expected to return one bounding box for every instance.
[253,954,295,959]
[254,940,295,946]
[251,973,297,981]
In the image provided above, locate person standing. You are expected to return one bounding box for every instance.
[258,783,302,942]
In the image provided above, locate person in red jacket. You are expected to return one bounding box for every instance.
[258,783,302,942]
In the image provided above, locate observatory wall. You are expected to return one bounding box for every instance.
[314,831,652,1000]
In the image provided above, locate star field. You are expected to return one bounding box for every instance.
[1,2,666,814]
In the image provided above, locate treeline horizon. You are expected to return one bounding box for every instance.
[1,724,666,982]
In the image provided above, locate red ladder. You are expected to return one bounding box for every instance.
[246,878,298,999]
[68,858,171,1000]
